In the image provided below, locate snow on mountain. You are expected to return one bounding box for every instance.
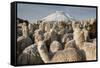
[41,11,75,22]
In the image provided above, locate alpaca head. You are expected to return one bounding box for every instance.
[50,28,58,41]
[50,41,63,54]
[34,30,44,44]
[72,21,82,31]
[88,18,96,34]
[64,40,77,49]
[62,33,73,45]
[37,41,47,50]
[90,18,96,25]
[58,21,66,29]
[39,22,45,32]
[82,20,91,31]
[22,22,29,37]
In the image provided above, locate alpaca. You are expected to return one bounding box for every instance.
[43,23,52,50]
[68,23,73,33]
[72,21,85,47]
[89,18,96,39]
[50,26,58,42]
[28,23,34,34]
[82,28,89,42]
[64,40,86,61]
[82,19,96,39]
[39,22,45,32]
[82,20,90,42]
[43,23,56,42]
[43,31,51,51]
[37,41,83,63]
[57,28,68,41]
[17,44,43,65]
[58,21,66,29]
[17,22,33,57]
[28,23,34,41]
[72,20,96,60]
[57,21,68,41]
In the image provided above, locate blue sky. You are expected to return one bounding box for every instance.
[17,3,96,23]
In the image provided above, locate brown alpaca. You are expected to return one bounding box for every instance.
[82,18,96,39]
[89,18,96,39]
[37,41,82,63]
[17,22,33,57]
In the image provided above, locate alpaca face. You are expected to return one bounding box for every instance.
[83,20,91,31]
[72,21,82,31]
[39,22,45,31]
[22,22,29,37]
[50,29,58,41]
[50,41,63,54]
[45,23,51,32]
[37,41,46,50]
[43,32,51,42]
[64,40,76,49]
[34,34,44,44]
[34,29,44,43]
[62,33,73,44]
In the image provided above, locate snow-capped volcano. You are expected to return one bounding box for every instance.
[41,11,75,22]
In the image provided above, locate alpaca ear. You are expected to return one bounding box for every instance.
[62,35,67,43]
[62,37,65,43]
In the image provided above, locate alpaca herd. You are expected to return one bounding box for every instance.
[17,18,96,65]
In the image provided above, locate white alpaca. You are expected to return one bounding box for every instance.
[72,21,96,61]
[72,22,85,47]
[37,41,82,63]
